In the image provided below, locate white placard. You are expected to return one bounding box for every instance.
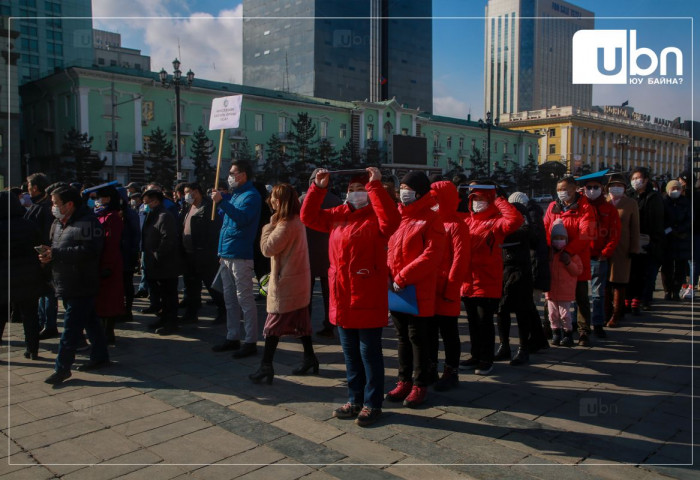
[209,95,242,130]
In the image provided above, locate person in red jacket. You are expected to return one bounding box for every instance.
[301,167,400,426]
[543,176,596,346]
[459,182,523,375]
[386,171,446,408]
[428,181,470,391]
[582,174,621,339]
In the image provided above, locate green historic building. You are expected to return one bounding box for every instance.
[19,65,539,186]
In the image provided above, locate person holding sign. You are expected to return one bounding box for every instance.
[301,167,399,426]
[210,160,262,358]
[386,171,446,409]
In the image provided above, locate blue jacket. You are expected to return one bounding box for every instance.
[218,181,261,259]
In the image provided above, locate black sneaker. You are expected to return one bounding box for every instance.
[77,360,112,372]
[333,402,361,419]
[593,325,606,338]
[355,407,382,427]
[577,333,590,347]
[45,370,71,385]
[459,356,479,369]
[212,339,241,352]
[232,342,257,359]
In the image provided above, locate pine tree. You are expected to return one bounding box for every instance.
[492,161,512,189]
[333,140,358,170]
[467,146,489,180]
[62,128,105,185]
[445,158,465,181]
[232,138,253,163]
[190,126,216,186]
[317,138,337,169]
[146,126,176,188]
[515,153,539,195]
[363,140,384,167]
[287,112,318,188]
[261,134,290,185]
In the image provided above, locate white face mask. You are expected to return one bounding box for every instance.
[608,186,625,198]
[557,190,571,202]
[399,189,416,205]
[228,175,239,190]
[472,200,488,213]
[51,205,65,220]
[584,187,602,201]
[631,178,644,191]
[184,193,195,204]
[346,191,369,209]
[130,200,138,208]
[669,190,681,199]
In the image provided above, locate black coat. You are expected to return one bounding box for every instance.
[499,203,535,312]
[527,200,551,292]
[142,203,180,280]
[121,207,141,271]
[49,205,104,298]
[24,194,53,245]
[663,195,691,261]
[182,198,221,277]
[631,187,665,262]
[0,192,43,305]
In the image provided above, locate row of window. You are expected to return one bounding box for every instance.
[432,134,519,155]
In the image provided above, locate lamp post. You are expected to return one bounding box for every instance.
[478,111,499,178]
[616,134,630,172]
[110,81,142,180]
[159,58,194,181]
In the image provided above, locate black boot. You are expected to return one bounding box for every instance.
[509,347,529,366]
[249,363,274,384]
[551,328,562,346]
[292,354,320,375]
[426,361,439,386]
[434,365,458,391]
[103,318,116,345]
[494,343,511,361]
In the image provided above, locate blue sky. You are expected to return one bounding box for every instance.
[92,0,698,122]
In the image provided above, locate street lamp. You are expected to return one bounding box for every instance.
[616,134,631,172]
[160,58,194,181]
[110,82,141,180]
[478,111,499,178]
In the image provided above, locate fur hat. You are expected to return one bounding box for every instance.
[665,180,681,195]
[400,171,431,197]
[508,191,529,206]
[551,218,568,238]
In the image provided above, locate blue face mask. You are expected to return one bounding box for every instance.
[87,198,96,208]
[143,204,151,213]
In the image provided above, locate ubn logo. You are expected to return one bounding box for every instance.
[572,30,683,84]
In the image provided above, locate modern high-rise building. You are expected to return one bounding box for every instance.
[93,29,151,72]
[243,0,432,111]
[0,0,93,85]
[484,0,594,117]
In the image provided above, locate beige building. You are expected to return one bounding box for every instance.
[500,105,690,177]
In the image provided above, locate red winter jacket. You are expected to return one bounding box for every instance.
[543,194,596,281]
[431,181,471,317]
[461,192,523,299]
[388,193,446,317]
[300,180,400,329]
[545,250,583,302]
[587,195,621,259]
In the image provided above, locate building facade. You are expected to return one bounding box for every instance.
[93,29,151,72]
[0,16,20,187]
[484,0,593,117]
[0,0,93,85]
[242,0,432,112]
[19,66,537,186]
[500,106,690,178]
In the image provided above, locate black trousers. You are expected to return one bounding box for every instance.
[463,297,499,364]
[1,299,39,355]
[391,311,431,387]
[428,314,461,368]
[183,253,225,317]
[309,275,331,330]
[148,277,178,326]
[123,270,135,313]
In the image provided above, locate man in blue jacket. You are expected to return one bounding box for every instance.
[210,160,262,358]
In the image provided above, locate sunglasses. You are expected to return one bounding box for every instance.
[585,185,601,191]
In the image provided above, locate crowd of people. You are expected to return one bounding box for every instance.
[1,160,696,427]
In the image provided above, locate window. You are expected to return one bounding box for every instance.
[97,57,105,65]
[278,116,286,133]
[528,145,533,156]
[366,124,374,140]
[110,60,117,66]
[46,30,62,41]
[20,25,38,37]
[549,144,556,154]
[320,121,328,138]
[433,134,439,148]
[202,109,211,128]
[471,139,476,149]
[45,1,61,14]
[494,142,498,153]
[20,38,39,51]
[255,114,264,131]
[20,0,37,7]
[106,131,118,151]
[433,156,439,167]
[459,137,464,149]
[549,129,556,137]
[339,124,347,139]
[103,95,113,116]
[47,42,62,55]
[135,63,141,70]
[255,143,264,162]
[446,136,452,149]
[513,144,517,154]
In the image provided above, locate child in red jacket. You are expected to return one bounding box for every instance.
[546,219,583,346]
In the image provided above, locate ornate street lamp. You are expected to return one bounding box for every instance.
[159,58,194,181]
[479,111,499,178]
[616,134,631,172]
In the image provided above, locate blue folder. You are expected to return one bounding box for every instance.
[388,285,419,315]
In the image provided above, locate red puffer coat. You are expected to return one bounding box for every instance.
[587,195,621,258]
[388,193,446,317]
[543,194,596,281]
[431,181,471,316]
[300,180,400,329]
[461,191,523,299]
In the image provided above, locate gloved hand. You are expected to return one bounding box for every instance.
[392,282,404,293]
[559,251,571,265]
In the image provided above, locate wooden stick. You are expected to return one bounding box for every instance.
[211,129,225,221]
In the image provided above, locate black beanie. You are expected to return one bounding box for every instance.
[401,171,431,197]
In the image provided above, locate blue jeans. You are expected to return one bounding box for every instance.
[38,294,58,331]
[590,259,609,327]
[337,326,384,409]
[55,297,109,373]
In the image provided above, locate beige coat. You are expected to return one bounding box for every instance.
[260,215,311,314]
[607,195,641,284]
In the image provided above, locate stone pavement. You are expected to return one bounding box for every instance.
[1,283,697,479]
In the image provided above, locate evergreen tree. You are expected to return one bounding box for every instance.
[287,112,318,188]
[515,153,539,195]
[146,126,176,188]
[62,128,105,185]
[363,140,384,167]
[467,146,489,180]
[445,158,465,180]
[333,140,359,170]
[232,138,254,164]
[317,138,337,169]
[261,134,290,185]
[190,126,216,185]
[492,161,512,189]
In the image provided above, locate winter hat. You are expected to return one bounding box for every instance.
[508,191,529,206]
[551,218,568,238]
[665,180,681,195]
[400,171,431,197]
[607,173,628,187]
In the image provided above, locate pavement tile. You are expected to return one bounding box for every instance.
[3,450,42,474]
[190,446,287,479]
[111,409,193,436]
[181,399,241,425]
[230,399,296,423]
[493,431,589,464]
[129,416,211,447]
[2,466,58,480]
[438,432,529,465]
[115,465,190,480]
[383,432,464,464]
[195,386,248,407]
[273,413,344,443]
[13,418,107,450]
[266,434,347,465]
[148,388,202,408]
[2,404,38,430]
[97,394,175,427]
[66,387,140,409]
[322,464,402,480]
[384,460,471,480]
[384,411,456,442]
[323,432,405,465]
[233,459,315,480]
[32,439,101,475]
[16,395,75,420]
[69,428,143,461]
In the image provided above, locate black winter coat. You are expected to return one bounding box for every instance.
[121,207,141,271]
[24,194,53,245]
[630,187,665,262]
[142,203,180,280]
[49,205,104,298]
[182,198,221,277]
[499,203,535,312]
[663,195,691,261]
[526,200,551,292]
[0,192,43,305]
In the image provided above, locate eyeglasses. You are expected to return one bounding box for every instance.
[585,185,601,191]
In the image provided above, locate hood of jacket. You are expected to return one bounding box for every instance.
[431,181,460,220]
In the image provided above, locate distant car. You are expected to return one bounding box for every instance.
[533,194,553,203]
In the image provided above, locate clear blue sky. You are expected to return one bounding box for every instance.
[93,0,698,122]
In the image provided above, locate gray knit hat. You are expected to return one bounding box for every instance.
[508,191,529,206]
[551,218,568,238]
